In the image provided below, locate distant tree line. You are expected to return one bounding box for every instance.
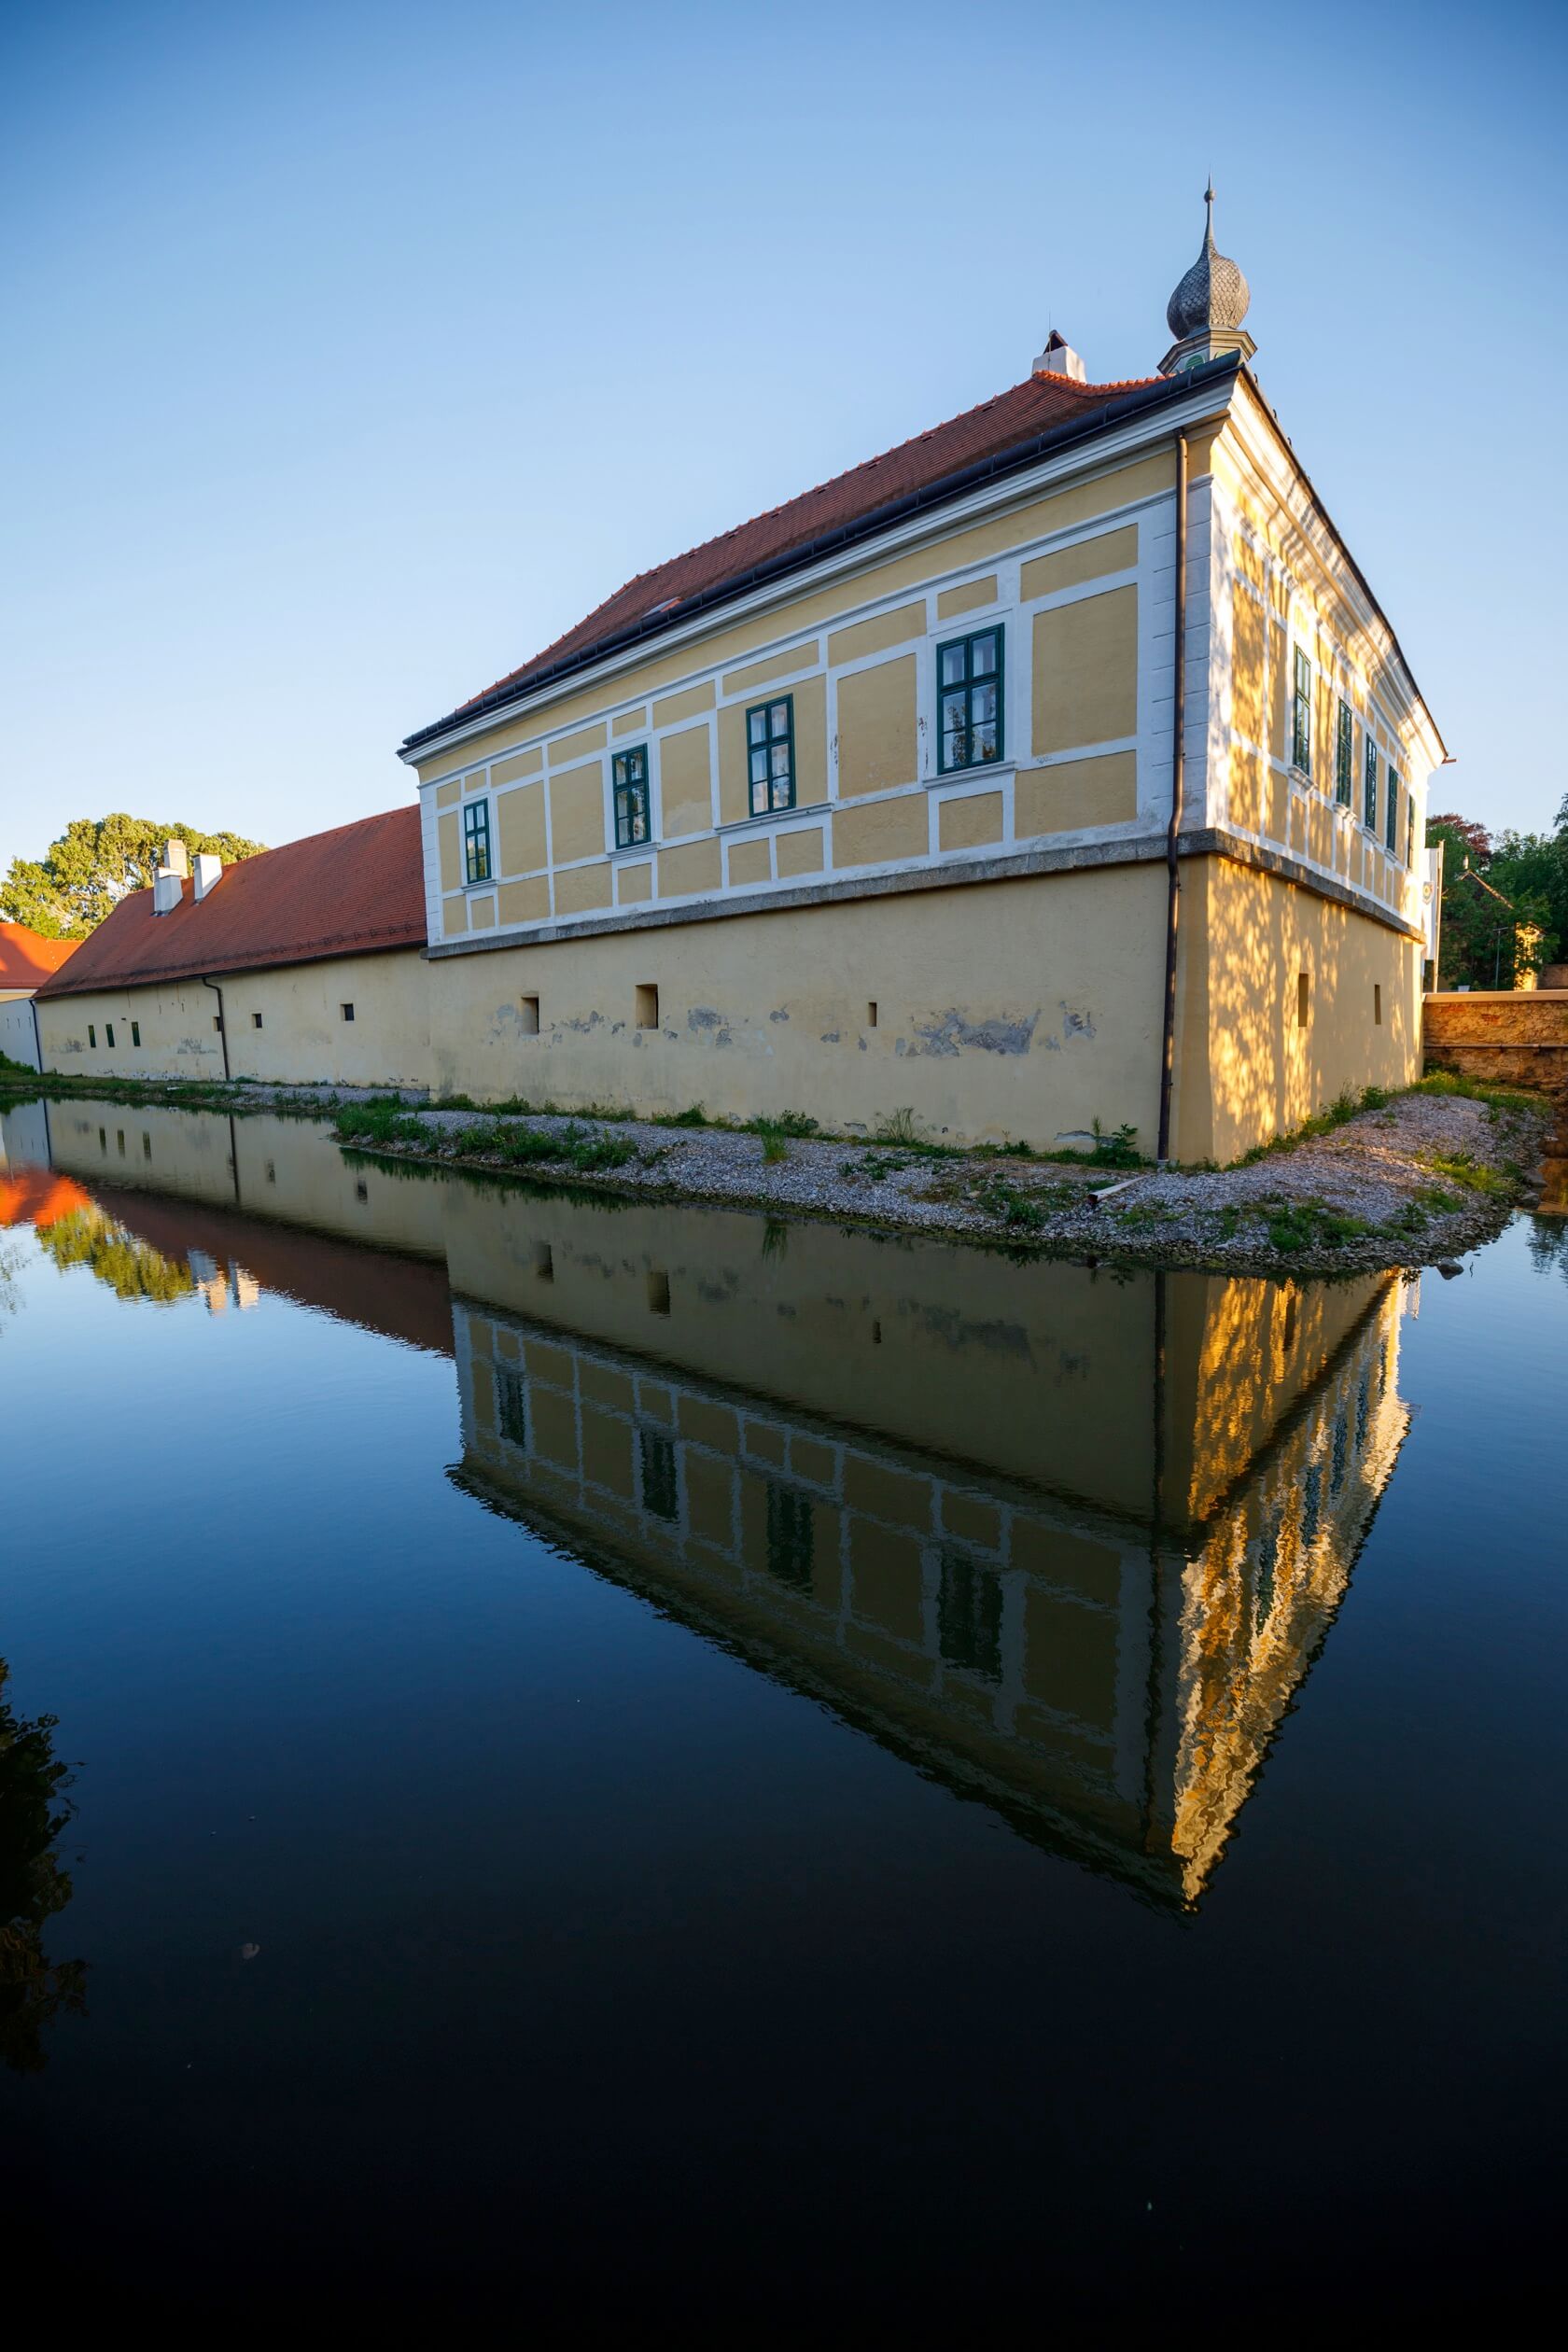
[1,813,267,941]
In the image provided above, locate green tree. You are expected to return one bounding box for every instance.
[0,813,266,941]
[1428,810,1566,988]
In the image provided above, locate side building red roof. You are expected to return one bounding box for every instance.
[403,363,1181,751]
[37,805,426,999]
[0,921,78,989]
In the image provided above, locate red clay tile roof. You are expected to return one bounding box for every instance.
[0,922,77,989]
[37,806,425,998]
[404,365,1172,750]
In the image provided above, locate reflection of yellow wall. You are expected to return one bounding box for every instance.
[36,948,430,1090]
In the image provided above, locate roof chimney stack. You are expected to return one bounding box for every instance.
[152,871,184,916]
[192,852,224,901]
[162,838,190,878]
[1032,329,1086,384]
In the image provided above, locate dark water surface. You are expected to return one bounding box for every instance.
[1,1096,1563,2314]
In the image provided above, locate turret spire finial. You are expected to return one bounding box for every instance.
[1158,184,1254,378]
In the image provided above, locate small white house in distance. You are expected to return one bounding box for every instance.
[0,923,78,1068]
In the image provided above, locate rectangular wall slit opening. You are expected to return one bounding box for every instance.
[867,1001,878,1029]
[1296,972,1310,1029]
[1374,984,1382,1026]
[520,995,540,1036]
[636,984,659,1030]
[647,1268,671,1315]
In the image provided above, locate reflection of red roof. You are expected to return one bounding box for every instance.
[37,806,425,998]
[403,365,1171,749]
[0,1170,93,1228]
[0,922,77,989]
[89,1183,455,1358]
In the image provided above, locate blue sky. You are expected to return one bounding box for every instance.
[4,0,1563,874]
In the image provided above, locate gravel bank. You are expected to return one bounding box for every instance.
[332,1085,1554,1277]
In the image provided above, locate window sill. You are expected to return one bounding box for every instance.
[718,799,832,834]
[931,758,1013,788]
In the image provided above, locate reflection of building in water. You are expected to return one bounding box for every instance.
[447,1211,1412,1909]
[13,1094,1412,1905]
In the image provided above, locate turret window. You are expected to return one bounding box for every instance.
[747,696,795,816]
[1335,699,1354,806]
[463,799,492,885]
[613,745,651,847]
[937,625,1004,773]
[1364,739,1379,831]
[1291,649,1312,776]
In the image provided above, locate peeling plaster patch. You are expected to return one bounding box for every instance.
[1056,1129,1097,1149]
[819,1030,840,1044]
[687,1006,734,1047]
[768,1009,790,1024]
[776,1303,796,1318]
[901,1009,1039,1059]
[1059,1003,1096,1042]
[560,1012,606,1035]
[696,1275,739,1304]
[858,1038,868,1052]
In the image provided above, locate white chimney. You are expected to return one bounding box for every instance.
[192,851,224,901]
[1033,329,1086,383]
[152,870,184,916]
[163,838,190,878]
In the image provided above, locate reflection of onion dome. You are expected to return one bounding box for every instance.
[1158,184,1256,378]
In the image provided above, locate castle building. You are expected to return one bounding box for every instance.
[399,190,1443,1159]
[35,197,1444,1160]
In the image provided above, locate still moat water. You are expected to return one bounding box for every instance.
[1,1095,1563,2315]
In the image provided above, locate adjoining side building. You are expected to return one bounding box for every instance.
[0,923,78,1069]
[33,808,428,1089]
[397,195,1444,1162]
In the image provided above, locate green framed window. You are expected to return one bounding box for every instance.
[937,624,1004,773]
[463,798,492,885]
[105,1022,115,1047]
[1364,738,1379,831]
[1335,699,1353,806]
[1292,648,1312,775]
[1386,766,1400,855]
[131,1020,141,1047]
[746,696,795,816]
[613,745,651,847]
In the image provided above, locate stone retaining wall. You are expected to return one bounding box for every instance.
[1422,990,1568,1099]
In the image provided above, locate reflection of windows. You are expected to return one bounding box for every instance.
[937,1547,1003,1682]
[497,1365,526,1448]
[640,1427,679,1522]
[613,746,651,847]
[1364,738,1379,831]
[1335,700,1353,806]
[1302,1463,1322,1548]
[1292,648,1312,775]
[1356,1372,1370,1449]
[937,626,1003,773]
[746,696,795,817]
[765,1481,814,1591]
[1255,1508,1280,1632]
[1331,1410,1348,1494]
[464,798,492,885]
